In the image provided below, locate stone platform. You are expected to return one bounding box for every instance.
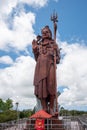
[24,118,65,130]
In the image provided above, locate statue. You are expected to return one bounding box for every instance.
[32,24,60,116]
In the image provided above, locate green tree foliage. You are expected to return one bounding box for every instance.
[0,98,34,122]
[20,109,33,118]
[59,107,87,116]
[0,99,5,112]
[5,99,13,110]
[0,98,13,112]
[0,110,17,123]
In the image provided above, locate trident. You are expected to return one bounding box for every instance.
[51,11,58,42]
[51,11,59,115]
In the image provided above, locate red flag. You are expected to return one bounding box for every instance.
[35,118,45,130]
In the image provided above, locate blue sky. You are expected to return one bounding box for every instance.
[0,0,87,111]
[33,0,87,42]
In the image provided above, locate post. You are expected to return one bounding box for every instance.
[16,102,19,125]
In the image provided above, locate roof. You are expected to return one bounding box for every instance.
[30,110,52,119]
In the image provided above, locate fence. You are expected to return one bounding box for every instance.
[0,116,87,130]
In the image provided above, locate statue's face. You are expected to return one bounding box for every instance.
[42,28,51,39]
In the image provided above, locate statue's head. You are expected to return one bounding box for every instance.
[41,26,52,40]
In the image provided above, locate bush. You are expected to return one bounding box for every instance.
[0,110,17,123]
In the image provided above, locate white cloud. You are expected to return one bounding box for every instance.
[0,0,59,52]
[0,42,87,110]
[20,0,48,8]
[0,20,12,50]
[13,96,36,110]
[0,56,13,64]
[12,11,36,50]
[0,11,36,51]
[0,56,36,109]
[0,0,43,52]
[0,0,18,16]
[57,42,87,109]
[0,0,48,18]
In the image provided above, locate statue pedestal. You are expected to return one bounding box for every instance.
[24,118,65,130]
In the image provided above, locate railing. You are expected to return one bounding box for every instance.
[0,118,27,130]
[77,116,87,130]
[0,116,87,130]
[63,116,87,130]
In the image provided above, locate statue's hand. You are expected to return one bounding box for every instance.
[32,39,36,45]
[32,40,37,50]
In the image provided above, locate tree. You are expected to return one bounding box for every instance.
[0,99,5,112]
[5,98,13,110]
[0,98,13,112]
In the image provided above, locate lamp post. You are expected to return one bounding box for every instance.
[16,102,19,123]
